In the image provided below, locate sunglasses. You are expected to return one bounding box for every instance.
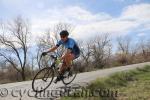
[60,35,66,38]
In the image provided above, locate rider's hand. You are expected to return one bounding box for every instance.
[42,52,47,56]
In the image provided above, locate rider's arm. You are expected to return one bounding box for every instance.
[46,46,58,53]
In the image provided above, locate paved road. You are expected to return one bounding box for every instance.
[0,62,150,100]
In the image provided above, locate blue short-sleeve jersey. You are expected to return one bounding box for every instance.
[56,38,80,56]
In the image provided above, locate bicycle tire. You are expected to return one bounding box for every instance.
[32,67,54,92]
[62,65,77,85]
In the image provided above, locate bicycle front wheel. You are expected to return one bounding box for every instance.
[32,67,54,92]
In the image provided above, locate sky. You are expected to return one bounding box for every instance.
[0,0,150,43]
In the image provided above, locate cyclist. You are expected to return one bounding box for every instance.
[42,30,80,83]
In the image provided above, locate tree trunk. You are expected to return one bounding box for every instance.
[21,69,26,81]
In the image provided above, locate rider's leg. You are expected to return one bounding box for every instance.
[59,53,74,74]
[54,53,77,83]
[54,53,74,83]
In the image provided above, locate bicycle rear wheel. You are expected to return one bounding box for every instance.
[32,67,54,92]
[62,64,77,85]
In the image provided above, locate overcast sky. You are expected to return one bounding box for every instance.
[0,0,150,42]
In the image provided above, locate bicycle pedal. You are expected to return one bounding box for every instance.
[54,76,62,83]
[54,79,58,83]
[68,71,73,76]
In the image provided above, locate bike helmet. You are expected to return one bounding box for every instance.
[59,30,69,36]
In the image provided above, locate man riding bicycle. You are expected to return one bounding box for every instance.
[42,30,80,83]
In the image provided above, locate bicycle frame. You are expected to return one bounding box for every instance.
[49,54,61,77]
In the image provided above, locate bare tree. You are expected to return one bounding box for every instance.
[79,40,92,69]
[147,39,150,58]
[91,34,112,68]
[0,17,29,81]
[129,42,138,63]
[117,36,131,55]
[116,36,132,64]
[0,60,7,72]
[138,38,150,61]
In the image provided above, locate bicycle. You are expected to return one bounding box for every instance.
[32,53,77,92]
